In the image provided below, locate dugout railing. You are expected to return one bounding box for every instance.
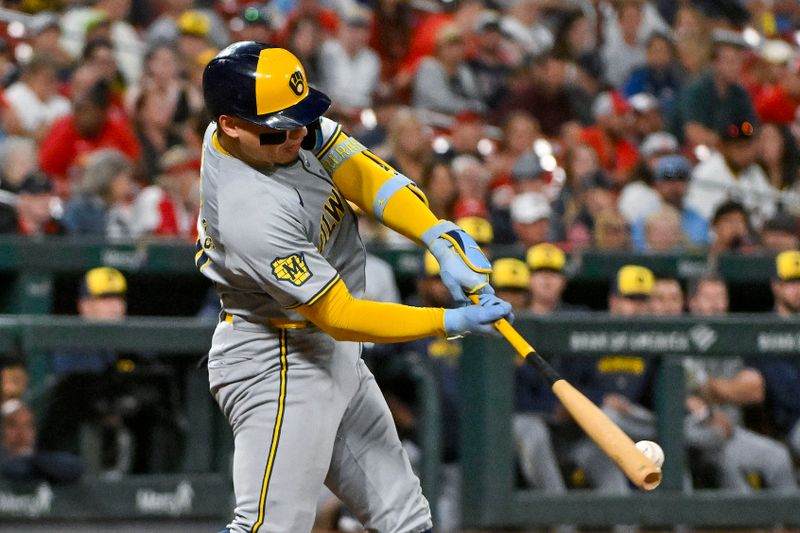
[461,314,800,530]
[1,315,799,528]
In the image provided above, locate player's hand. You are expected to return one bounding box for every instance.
[427,225,493,304]
[443,294,514,338]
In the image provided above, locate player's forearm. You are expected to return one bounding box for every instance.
[318,130,439,243]
[295,278,445,342]
[705,369,765,405]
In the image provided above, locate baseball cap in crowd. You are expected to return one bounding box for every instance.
[640,132,679,158]
[179,10,211,38]
[718,119,756,142]
[18,172,53,195]
[592,91,630,120]
[629,93,660,114]
[653,155,692,182]
[760,39,794,65]
[776,250,800,282]
[80,267,127,299]
[511,151,545,182]
[526,243,566,273]
[612,265,655,299]
[456,216,494,245]
[710,28,749,50]
[510,192,551,224]
[491,258,530,291]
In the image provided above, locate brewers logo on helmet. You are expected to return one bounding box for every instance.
[202,41,331,130]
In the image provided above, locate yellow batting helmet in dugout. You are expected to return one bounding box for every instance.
[202,42,331,130]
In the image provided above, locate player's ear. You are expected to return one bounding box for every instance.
[217,115,241,139]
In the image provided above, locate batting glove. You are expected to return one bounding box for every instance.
[422,221,493,304]
[443,293,514,338]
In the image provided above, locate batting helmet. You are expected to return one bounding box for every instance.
[202,41,330,130]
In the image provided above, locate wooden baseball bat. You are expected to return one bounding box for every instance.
[469,295,662,490]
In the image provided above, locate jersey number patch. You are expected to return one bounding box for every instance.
[271,253,313,286]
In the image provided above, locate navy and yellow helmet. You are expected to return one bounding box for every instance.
[202,41,331,130]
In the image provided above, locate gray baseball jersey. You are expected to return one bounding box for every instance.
[197,120,432,533]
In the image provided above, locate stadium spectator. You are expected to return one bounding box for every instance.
[554,143,602,243]
[551,9,596,64]
[491,257,530,310]
[708,200,756,255]
[630,155,708,251]
[284,16,324,86]
[3,56,71,141]
[0,359,28,403]
[25,13,72,81]
[486,111,540,184]
[601,0,648,88]
[580,91,639,185]
[510,191,552,248]
[0,172,64,236]
[685,119,777,229]
[526,243,586,315]
[500,0,553,57]
[753,41,800,126]
[0,136,38,193]
[374,108,432,184]
[439,110,488,163]
[566,170,618,250]
[491,149,548,244]
[757,122,800,194]
[746,251,800,461]
[39,80,140,197]
[593,208,630,251]
[684,275,798,492]
[412,24,486,116]
[175,11,215,73]
[643,205,686,252]
[369,0,414,88]
[466,11,514,109]
[494,52,577,138]
[418,161,457,220]
[145,1,229,50]
[61,149,135,239]
[671,29,756,148]
[628,92,666,140]
[133,86,184,184]
[318,7,381,114]
[623,32,682,114]
[81,38,128,99]
[451,154,490,219]
[650,277,683,315]
[130,145,199,240]
[760,213,800,252]
[59,0,144,85]
[124,43,201,126]
[1,399,84,484]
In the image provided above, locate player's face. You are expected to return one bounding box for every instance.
[221,116,308,166]
[774,280,800,314]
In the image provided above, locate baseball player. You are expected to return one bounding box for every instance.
[198,42,513,533]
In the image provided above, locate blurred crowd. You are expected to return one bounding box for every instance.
[0,0,794,250]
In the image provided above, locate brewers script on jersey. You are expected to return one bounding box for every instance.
[195,117,432,533]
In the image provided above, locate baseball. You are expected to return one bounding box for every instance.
[635,440,665,467]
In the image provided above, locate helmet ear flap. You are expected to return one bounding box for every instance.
[301,118,322,150]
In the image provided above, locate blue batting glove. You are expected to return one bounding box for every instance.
[443,293,514,338]
[423,221,493,304]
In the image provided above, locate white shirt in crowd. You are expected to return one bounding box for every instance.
[318,39,381,110]
[684,151,778,229]
[4,82,71,135]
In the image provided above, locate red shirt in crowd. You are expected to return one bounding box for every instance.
[39,114,141,196]
[755,84,799,125]
[579,127,639,185]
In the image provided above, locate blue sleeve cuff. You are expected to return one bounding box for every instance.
[421,220,460,248]
[373,175,414,222]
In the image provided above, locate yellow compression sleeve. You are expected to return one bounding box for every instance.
[295,278,446,343]
[319,131,439,243]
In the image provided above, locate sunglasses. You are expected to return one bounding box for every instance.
[260,131,289,145]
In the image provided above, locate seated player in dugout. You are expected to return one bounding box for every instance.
[198,42,514,533]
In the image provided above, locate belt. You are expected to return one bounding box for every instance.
[224,313,309,330]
